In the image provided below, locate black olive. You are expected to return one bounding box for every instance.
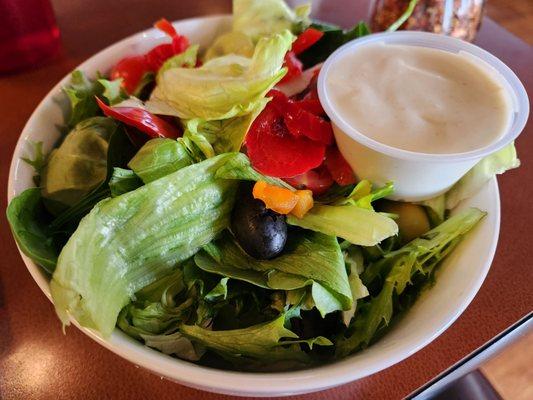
[231,183,287,260]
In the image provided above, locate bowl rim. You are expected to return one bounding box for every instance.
[7,14,502,397]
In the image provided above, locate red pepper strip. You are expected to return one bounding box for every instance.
[283,166,334,196]
[144,43,175,71]
[110,55,150,95]
[245,102,326,178]
[96,97,181,139]
[145,19,190,71]
[324,146,356,186]
[268,89,333,145]
[283,105,333,145]
[279,51,303,84]
[292,28,324,55]
[295,98,325,116]
[154,18,177,38]
[172,35,189,54]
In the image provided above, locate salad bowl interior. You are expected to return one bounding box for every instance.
[8,15,500,397]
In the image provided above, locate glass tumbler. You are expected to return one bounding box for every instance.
[0,0,61,74]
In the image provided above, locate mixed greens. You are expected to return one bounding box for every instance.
[7,0,519,371]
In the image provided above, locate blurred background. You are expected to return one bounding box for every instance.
[1,0,531,75]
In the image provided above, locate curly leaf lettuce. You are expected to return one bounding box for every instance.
[147,30,293,120]
[51,153,240,337]
[194,231,352,316]
[180,314,329,366]
[337,208,486,357]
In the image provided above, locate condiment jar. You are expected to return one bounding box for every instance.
[370,0,485,42]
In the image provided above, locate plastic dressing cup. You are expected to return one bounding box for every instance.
[318,31,529,201]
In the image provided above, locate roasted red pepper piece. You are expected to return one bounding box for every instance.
[110,55,150,95]
[283,166,334,196]
[279,51,303,84]
[291,28,324,55]
[268,89,333,145]
[110,18,190,94]
[154,18,177,37]
[96,97,181,139]
[324,146,356,186]
[245,103,326,178]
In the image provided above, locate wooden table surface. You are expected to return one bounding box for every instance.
[1,1,532,399]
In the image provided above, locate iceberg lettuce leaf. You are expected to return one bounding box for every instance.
[127,138,194,183]
[233,0,310,41]
[446,143,520,209]
[108,168,143,197]
[51,153,240,337]
[287,204,398,246]
[146,30,292,120]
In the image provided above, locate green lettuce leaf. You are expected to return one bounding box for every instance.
[140,331,205,361]
[205,277,229,302]
[51,153,240,337]
[21,141,47,187]
[287,204,398,246]
[21,141,47,176]
[298,21,370,69]
[337,208,486,357]
[48,119,136,228]
[108,168,143,197]
[63,71,103,128]
[41,117,118,212]
[157,44,199,83]
[204,31,255,61]
[97,78,128,105]
[446,143,520,209]
[127,138,194,183]
[335,180,394,210]
[233,0,310,41]
[194,231,352,316]
[420,144,520,219]
[6,188,58,273]
[215,152,294,189]
[180,314,321,366]
[63,71,127,127]
[183,100,267,156]
[147,30,292,120]
[342,246,369,325]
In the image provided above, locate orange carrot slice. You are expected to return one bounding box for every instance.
[252,181,299,215]
[291,190,314,218]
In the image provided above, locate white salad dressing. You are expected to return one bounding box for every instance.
[325,42,513,154]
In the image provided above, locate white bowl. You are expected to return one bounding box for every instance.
[318,31,529,201]
[7,15,501,397]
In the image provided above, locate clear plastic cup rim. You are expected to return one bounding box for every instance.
[317,31,530,163]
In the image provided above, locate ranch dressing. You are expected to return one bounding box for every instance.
[326,42,512,154]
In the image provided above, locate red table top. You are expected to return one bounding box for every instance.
[1,1,532,399]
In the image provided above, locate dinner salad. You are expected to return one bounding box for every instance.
[7,0,519,371]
